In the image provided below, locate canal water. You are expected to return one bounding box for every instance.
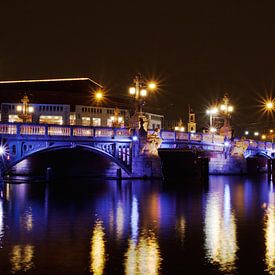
[0,176,273,274]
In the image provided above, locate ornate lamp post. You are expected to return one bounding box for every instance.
[110,107,124,127]
[128,73,157,130]
[219,94,234,138]
[16,95,34,123]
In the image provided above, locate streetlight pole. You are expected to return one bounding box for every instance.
[128,74,157,130]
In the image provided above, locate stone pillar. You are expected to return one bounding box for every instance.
[130,117,162,178]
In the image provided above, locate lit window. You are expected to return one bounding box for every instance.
[92,118,101,126]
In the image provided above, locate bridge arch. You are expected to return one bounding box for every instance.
[3,143,132,176]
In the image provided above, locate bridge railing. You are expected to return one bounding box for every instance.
[0,123,274,151]
[0,123,132,140]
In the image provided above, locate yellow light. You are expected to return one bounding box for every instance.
[266,101,274,110]
[210,127,217,133]
[129,87,136,95]
[140,89,147,97]
[270,129,274,133]
[28,106,34,113]
[95,91,103,101]
[220,105,226,111]
[180,127,185,132]
[16,105,22,112]
[262,135,267,140]
[228,106,233,112]
[110,116,115,121]
[148,82,157,90]
[175,126,179,131]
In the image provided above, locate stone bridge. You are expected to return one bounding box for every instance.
[0,123,274,178]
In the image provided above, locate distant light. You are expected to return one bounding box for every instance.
[148,82,157,90]
[140,89,147,97]
[261,134,266,140]
[224,141,230,147]
[210,127,217,133]
[129,87,136,95]
[132,136,138,141]
[220,105,226,111]
[118,117,123,123]
[266,101,274,110]
[0,146,6,156]
[228,106,234,112]
[270,129,274,133]
[28,106,34,113]
[206,107,218,115]
[175,126,179,131]
[245,131,249,135]
[254,132,259,136]
[180,127,185,132]
[110,116,115,121]
[95,91,103,100]
[16,105,22,112]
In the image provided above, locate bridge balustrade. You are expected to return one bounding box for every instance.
[20,125,46,135]
[73,127,93,137]
[0,124,17,135]
[48,126,70,136]
[95,129,114,138]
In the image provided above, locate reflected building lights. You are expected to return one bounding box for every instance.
[116,201,124,239]
[0,199,4,248]
[125,231,161,275]
[90,219,106,275]
[204,183,238,272]
[21,207,33,232]
[264,190,275,274]
[10,245,34,273]
[176,216,186,244]
[131,196,139,243]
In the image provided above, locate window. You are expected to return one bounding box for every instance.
[82,116,90,126]
[92,118,101,126]
[60,107,63,111]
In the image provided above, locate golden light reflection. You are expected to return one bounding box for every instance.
[21,207,33,231]
[176,216,186,244]
[263,190,275,274]
[0,199,4,248]
[10,245,34,273]
[204,183,238,272]
[124,231,162,275]
[90,220,106,275]
[116,201,124,239]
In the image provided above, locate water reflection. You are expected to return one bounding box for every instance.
[263,186,275,274]
[90,219,106,275]
[125,231,161,275]
[125,195,161,274]
[0,196,4,248]
[204,182,238,273]
[10,244,34,273]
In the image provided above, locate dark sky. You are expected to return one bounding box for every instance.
[1,1,275,132]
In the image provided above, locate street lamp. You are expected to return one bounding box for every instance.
[206,107,218,127]
[219,94,234,138]
[16,95,34,123]
[128,74,157,114]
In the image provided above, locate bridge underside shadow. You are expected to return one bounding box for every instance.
[7,147,128,179]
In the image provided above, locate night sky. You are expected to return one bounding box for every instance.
[1,1,275,133]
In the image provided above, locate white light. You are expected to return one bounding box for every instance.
[180,127,185,132]
[28,106,34,113]
[16,105,22,112]
[175,126,179,131]
[220,105,226,111]
[140,89,147,97]
[254,132,259,136]
[118,117,123,123]
[110,116,115,121]
[245,131,249,135]
[224,141,230,147]
[228,106,233,112]
[132,136,138,141]
[210,127,217,133]
[0,146,6,156]
[129,87,136,95]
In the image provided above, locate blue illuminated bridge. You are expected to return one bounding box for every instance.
[0,123,274,178]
